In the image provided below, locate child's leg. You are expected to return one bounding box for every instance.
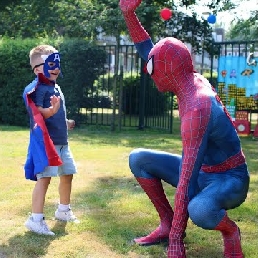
[25,177,54,235]
[59,174,73,205]
[55,174,78,222]
[55,145,77,221]
[32,177,51,213]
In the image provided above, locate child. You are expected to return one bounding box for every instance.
[23,44,78,236]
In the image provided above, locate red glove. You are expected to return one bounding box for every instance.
[119,0,142,14]
[119,0,150,43]
[167,237,186,258]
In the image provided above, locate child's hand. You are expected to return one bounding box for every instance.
[50,95,60,114]
[67,119,75,130]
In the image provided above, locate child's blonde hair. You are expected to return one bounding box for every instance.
[29,44,58,69]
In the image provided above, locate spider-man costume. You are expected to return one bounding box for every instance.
[119,1,250,257]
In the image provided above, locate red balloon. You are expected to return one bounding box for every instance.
[160,8,172,21]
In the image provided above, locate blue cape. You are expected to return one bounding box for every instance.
[23,74,62,181]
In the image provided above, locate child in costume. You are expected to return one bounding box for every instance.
[119,1,249,257]
[23,44,78,235]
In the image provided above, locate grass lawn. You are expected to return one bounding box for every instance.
[0,122,257,258]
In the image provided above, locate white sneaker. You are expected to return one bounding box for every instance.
[55,209,79,223]
[25,216,55,236]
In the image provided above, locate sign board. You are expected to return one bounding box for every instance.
[217,56,258,111]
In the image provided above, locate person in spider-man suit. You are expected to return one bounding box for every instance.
[119,1,249,257]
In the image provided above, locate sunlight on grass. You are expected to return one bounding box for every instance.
[0,125,257,258]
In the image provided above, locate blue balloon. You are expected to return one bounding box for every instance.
[207,14,216,24]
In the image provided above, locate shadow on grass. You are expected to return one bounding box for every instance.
[0,221,68,258]
[69,175,255,258]
[1,124,257,153]
[1,125,256,257]
[69,127,183,152]
[3,174,255,258]
[75,176,147,246]
[0,124,183,155]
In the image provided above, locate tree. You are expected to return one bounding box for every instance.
[226,10,258,40]
[96,0,238,54]
[0,0,19,10]
[0,0,239,53]
[0,0,96,38]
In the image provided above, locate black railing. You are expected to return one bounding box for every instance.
[80,40,258,133]
[80,45,175,133]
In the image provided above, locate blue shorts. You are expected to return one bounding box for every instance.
[36,145,77,179]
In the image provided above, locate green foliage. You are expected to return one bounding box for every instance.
[165,12,213,54]
[92,0,127,39]
[203,71,218,81]
[0,0,96,38]
[226,10,258,40]
[0,125,257,257]
[0,0,238,55]
[58,39,107,122]
[0,38,107,126]
[122,76,140,115]
[0,38,40,126]
[0,0,20,10]
[122,75,169,115]
[226,8,258,41]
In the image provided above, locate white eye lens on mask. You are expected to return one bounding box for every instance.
[146,55,154,75]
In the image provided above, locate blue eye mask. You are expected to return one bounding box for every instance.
[41,52,61,78]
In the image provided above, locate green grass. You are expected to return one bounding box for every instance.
[0,122,257,258]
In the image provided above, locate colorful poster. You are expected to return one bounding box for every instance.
[217,55,258,110]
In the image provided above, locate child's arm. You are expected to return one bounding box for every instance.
[37,95,60,119]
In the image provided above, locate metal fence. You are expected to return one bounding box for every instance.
[80,40,258,132]
[80,44,175,133]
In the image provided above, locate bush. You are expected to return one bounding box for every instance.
[203,71,218,89]
[122,74,169,116]
[58,39,107,122]
[0,38,39,126]
[0,37,107,126]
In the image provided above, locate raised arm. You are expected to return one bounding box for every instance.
[119,0,153,61]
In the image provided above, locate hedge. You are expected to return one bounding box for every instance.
[0,37,107,126]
